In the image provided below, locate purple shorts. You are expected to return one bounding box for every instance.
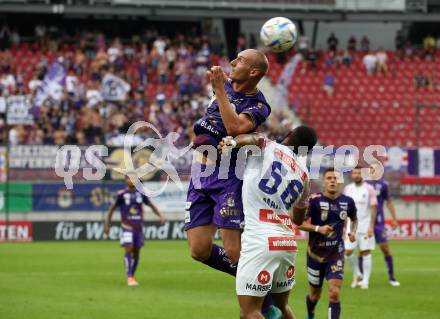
[185,165,243,231]
[120,229,144,248]
[374,224,388,244]
[306,253,344,287]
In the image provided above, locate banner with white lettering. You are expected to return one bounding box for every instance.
[32,221,188,241]
[6,95,34,125]
[101,73,131,102]
[0,221,33,242]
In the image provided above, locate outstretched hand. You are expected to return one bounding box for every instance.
[207,66,228,90]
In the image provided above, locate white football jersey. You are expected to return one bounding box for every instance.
[343,182,377,234]
[242,139,310,236]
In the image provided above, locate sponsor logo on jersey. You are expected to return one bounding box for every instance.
[185,201,192,210]
[220,208,240,217]
[276,279,295,288]
[259,209,294,230]
[286,266,295,279]
[257,270,271,285]
[268,236,297,251]
[319,202,329,221]
[245,283,271,292]
[340,202,348,210]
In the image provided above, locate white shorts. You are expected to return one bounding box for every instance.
[236,232,297,297]
[344,233,375,252]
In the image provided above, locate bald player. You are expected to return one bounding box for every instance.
[185,49,278,317]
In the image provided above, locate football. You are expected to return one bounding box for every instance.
[260,17,298,53]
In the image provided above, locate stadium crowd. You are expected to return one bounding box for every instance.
[0,26,285,147]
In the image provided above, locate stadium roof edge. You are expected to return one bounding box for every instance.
[0,4,437,21]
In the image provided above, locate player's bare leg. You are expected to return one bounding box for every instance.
[345,249,361,288]
[187,224,217,262]
[359,250,372,289]
[238,295,265,319]
[306,286,322,319]
[328,279,342,318]
[124,244,138,286]
[220,228,241,264]
[272,291,295,319]
[378,242,400,286]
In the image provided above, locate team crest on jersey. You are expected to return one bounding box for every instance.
[340,210,347,220]
[319,202,329,221]
[226,195,235,208]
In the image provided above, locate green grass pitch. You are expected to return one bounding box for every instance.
[0,240,439,319]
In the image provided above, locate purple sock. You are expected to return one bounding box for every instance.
[385,255,395,281]
[358,255,364,275]
[203,244,237,276]
[328,302,341,319]
[132,256,139,275]
[306,295,318,316]
[124,252,134,277]
[261,294,273,314]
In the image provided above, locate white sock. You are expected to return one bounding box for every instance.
[362,254,372,282]
[347,254,359,278]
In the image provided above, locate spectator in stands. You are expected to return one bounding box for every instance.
[376,48,388,73]
[327,33,339,52]
[423,34,436,52]
[297,34,309,56]
[436,35,440,50]
[414,73,433,90]
[360,35,370,52]
[306,48,319,70]
[0,25,11,50]
[341,50,353,66]
[347,35,356,51]
[395,30,405,51]
[249,33,257,49]
[362,51,377,74]
[323,73,335,97]
[236,33,247,55]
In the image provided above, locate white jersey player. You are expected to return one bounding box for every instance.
[219,126,317,319]
[343,166,378,289]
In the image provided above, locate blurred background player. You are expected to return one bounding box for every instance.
[184,50,277,317]
[362,163,401,286]
[104,172,166,286]
[343,166,378,289]
[299,167,357,319]
[219,125,317,319]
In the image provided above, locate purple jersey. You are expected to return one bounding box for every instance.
[115,188,150,232]
[306,193,357,261]
[193,80,271,147]
[366,179,390,226]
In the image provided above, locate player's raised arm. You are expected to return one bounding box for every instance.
[147,201,166,225]
[208,66,255,136]
[218,133,265,153]
[104,200,118,235]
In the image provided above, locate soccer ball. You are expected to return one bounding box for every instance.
[260,17,298,53]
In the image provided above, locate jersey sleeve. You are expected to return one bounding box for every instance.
[383,181,391,201]
[294,178,310,209]
[114,192,123,207]
[241,99,271,128]
[367,184,378,206]
[142,194,150,205]
[348,197,357,221]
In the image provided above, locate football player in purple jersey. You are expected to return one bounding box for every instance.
[105,172,165,286]
[364,163,400,286]
[299,168,358,319]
